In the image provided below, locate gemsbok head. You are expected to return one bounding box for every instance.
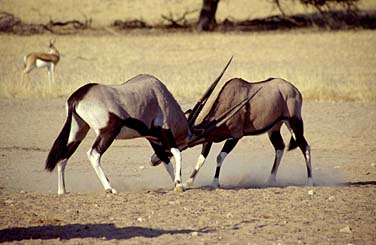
[185,77,313,188]
[22,39,60,83]
[45,58,251,194]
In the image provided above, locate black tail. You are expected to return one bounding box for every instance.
[45,102,74,171]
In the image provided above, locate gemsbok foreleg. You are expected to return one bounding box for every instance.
[157,127,184,192]
[186,142,212,187]
[87,116,122,194]
[266,124,285,185]
[211,138,239,188]
[149,141,175,182]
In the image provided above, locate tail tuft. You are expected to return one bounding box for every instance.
[45,103,73,171]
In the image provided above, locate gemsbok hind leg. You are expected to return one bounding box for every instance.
[186,142,213,187]
[212,138,239,188]
[288,118,313,186]
[57,117,89,194]
[266,125,285,185]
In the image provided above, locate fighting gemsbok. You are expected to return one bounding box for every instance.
[45,58,252,194]
[22,39,60,83]
[185,77,313,188]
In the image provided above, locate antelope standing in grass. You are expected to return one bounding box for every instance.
[185,77,313,188]
[22,39,60,83]
[45,59,251,194]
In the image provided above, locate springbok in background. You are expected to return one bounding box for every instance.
[185,77,313,188]
[45,58,252,194]
[22,39,60,83]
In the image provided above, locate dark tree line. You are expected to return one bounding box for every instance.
[196,0,360,31]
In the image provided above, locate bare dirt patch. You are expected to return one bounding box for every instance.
[0,98,375,244]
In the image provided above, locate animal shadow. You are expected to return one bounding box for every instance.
[0,223,213,242]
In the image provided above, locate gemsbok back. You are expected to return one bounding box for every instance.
[45,59,252,194]
[185,77,313,188]
[22,39,60,83]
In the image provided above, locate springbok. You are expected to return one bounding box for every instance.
[45,59,251,194]
[22,39,60,83]
[185,77,313,188]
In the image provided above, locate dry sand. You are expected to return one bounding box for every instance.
[0,98,375,244]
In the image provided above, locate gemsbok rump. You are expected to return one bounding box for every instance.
[185,77,313,188]
[45,59,252,194]
[22,39,60,83]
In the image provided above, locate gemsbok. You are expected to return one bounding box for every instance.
[185,77,313,188]
[45,58,253,194]
[22,39,60,83]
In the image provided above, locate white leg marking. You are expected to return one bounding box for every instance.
[170,147,184,192]
[266,149,284,185]
[87,149,117,194]
[305,145,314,186]
[186,154,206,187]
[57,160,67,195]
[212,178,220,188]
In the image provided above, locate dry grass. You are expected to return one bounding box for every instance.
[0,0,375,102]
[0,31,375,102]
[1,0,375,26]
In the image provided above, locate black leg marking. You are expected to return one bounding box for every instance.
[160,128,177,149]
[289,118,312,179]
[221,139,239,153]
[151,126,177,150]
[64,141,82,159]
[268,130,285,175]
[121,117,151,136]
[214,166,221,179]
[201,142,213,157]
[93,114,122,154]
[269,130,285,151]
[213,139,238,180]
[149,140,171,165]
[189,169,199,179]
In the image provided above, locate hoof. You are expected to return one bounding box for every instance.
[105,188,118,194]
[57,191,67,195]
[211,179,220,189]
[307,178,315,186]
[150,154,162,166]
[265,176,277,187]
[174,184,184,193]
[185,178,194,187]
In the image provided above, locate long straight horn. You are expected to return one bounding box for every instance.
[188,56,233,127]
[189,87,262,147]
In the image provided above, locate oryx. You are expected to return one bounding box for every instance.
[185,77,313,188]
[22,39,60,83]
[45,59,250,194]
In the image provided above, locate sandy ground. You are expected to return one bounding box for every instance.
[0,98,375,244]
